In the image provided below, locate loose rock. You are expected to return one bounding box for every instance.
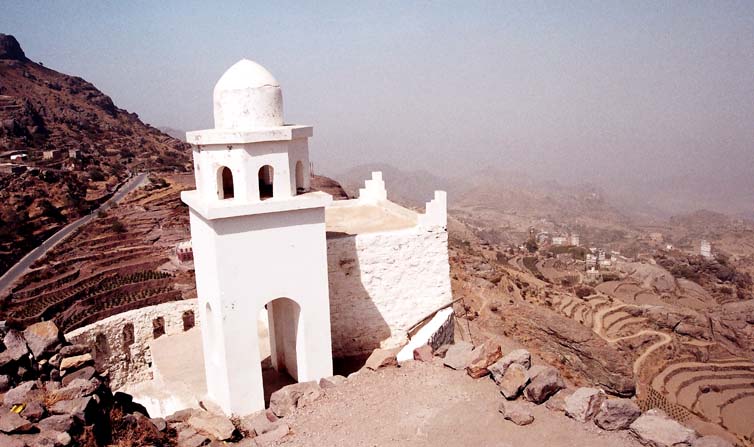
[270,381,322,417]
[59,353,93,371]
[489,349,531,384]
[498,401,534,426]
[413,344,434,362]
[442,341,475,370]
[524,366,565,404]
[629,409,697,447]
[187,411,235,441]
[364,348,398,370]
[594,398,641,430]
[466,340,502,378]
[498,363,529,400]
[23,321,61,359]
[544,389,572,412]
[564,387,606,422]
[0,411,33,434]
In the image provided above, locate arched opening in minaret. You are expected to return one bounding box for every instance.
[295,161,305,194]
[258,297,300,405]
[258,165,274,200]
[217,166,234,199]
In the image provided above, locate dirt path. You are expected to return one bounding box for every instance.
[277,361,644,447]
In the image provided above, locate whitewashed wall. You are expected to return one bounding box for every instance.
[327,226,453,357]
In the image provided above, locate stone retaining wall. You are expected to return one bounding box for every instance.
[65,299,199,389]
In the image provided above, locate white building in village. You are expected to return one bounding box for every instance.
[175,60,452,416]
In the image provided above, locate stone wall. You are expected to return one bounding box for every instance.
[65,299,199,389]
[327,226,453,357]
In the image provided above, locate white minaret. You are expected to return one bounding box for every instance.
[181,59,334,416]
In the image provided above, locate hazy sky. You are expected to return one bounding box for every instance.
[2,1,753,212]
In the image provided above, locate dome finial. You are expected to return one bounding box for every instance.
[213,60,284,129]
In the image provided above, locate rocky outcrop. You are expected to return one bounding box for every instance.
[0,34,26,61]
[486,303,635,396]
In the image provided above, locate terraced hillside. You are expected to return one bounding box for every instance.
[0,174,195,332]
[449,225,754,446]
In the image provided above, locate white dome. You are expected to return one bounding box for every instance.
[213,59,284,129]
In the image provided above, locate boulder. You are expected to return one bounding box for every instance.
[270,381,322,417]
[692,436,735,447]
[166,408,197,424]
[365,348,398,370]
[442,341,475,370]
[3,330,29,362]
[59,353,93,371]
[498,363,529,400]
[0,433,25,447]
[594,398,641,430]
[21,399,45,421]
[629,409,697,447]
[498,401,534,426]
[58,345,90,357]
[523,367,565,404]
[319,375,346,389]
[489,349,531,384]
[544,389,572,412]
[61,366,95,387]
[187,411,235,441]
[466,340,502,378]
[49,378,98,401]
[23,321,61,359]
[38,414,74,432]
[49,396,96,423]
[0,410,33,434]
[564,387,606,422]
[413,344,434,362]
[3,381,36,406]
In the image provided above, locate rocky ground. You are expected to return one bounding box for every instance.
[447,220,754,445]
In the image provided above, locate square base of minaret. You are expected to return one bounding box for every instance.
[183,190,333,416]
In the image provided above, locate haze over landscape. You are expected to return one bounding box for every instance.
[3,1,753,215]
[3,2,754,446]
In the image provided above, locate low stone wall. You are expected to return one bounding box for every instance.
[65,299,199,389]
[327,226,453,357]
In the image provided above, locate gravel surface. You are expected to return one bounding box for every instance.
[275,360,644,447]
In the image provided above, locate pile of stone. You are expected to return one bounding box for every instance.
[0,321,170,447]
[435,339,736,447]
[164,375,349,446]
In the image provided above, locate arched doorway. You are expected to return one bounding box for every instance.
[258,165,274,200]
[217,166,234,199]
[259,297,301,404]
[295,161,305,194]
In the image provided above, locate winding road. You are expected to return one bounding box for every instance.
[0,172,148,296]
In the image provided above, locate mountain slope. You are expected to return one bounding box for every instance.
[0,34,190,275]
